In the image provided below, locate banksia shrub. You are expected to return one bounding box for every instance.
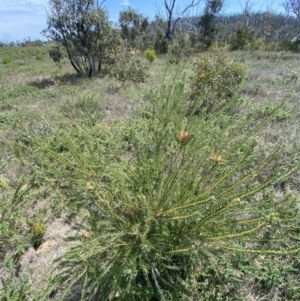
[144,48,157,63]
[189,52,247,113]
[35,73,299,300]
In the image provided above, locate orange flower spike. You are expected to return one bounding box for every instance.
[211,155,227,165]
[177,130,189,143]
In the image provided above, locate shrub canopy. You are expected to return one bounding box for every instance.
[43,0,119,77]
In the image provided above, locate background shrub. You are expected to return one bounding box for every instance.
[2,56,13,64]
[168,30,193,63]
[279,37,300,52]
[229,23,256,51]
[144,48,157,63]
[110,48,148,84]
[35,53,44,61]
[189,52,247,113]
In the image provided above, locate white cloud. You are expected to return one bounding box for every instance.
[120,0,130,6]
[0,0,47,41]
[0,0,47,14]
[0,10,47,41]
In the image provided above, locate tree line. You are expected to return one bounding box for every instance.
[2,0,300,77]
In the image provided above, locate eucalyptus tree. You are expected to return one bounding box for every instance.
[119,8,149,50]
[199,0,223,49]
[239,0,262,27]
[283,0,300,21]
[0,32,9,46]
[151,15,169,53]
[43,0,119,78]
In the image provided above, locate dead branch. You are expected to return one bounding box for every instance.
[164,0,201,39]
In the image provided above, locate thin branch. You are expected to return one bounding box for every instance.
[99,0,106,7]
[164,0,201,39]
[151,269,167,301]
[181,0,201,15]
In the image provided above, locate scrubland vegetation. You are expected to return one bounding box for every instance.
[1,1,300,300]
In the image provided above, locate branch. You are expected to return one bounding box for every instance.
[95,0,106,7]
[99,0,106,7]
[164,0,176,15]
[164,0,201,39]
[181,0,201,15]
[291,0,300,19]
[151,269,167,301]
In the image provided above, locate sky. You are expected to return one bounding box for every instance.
[0,0,285,42]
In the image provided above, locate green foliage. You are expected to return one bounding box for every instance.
[168,30,193,63]
[119,8,149,50]
[229,23,256,51]
[43,0,120,77]
[198,0,223,50]
[0,180,31,260]
[35,53,44,61]
[33,62,300,300]
[263,41,277,51]
[144,48,157,63]
[188,252,243,300]
[1,260,34,301]
[47,42,63,63]
[254,103,292,121]
[1,84,38,99]
[110,48,148,85]
[245,37,265,51]
[0,46,48,64]
[1,34,300,301]
[189,52,247,113]
[233,252,300,300]
[152,15,169,54]
[2,56,12,64]
[188,250,300,301]
[59,91,105,126]
[279,37,300,52]
[30,119,148,213]
[0,256,48,301]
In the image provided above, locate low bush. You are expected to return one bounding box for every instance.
[278,38,300,52]
[144,48,157,63]
[229,23,256,51]
[167,30,193,63]
[2,56,13,64]
[110,48,148,85]
[245,38,265,51]
[35,53,44,61]
[262,41,277,51]
[189,52,247,113]
[59,91,105,126]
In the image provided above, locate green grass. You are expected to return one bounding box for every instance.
[0,47,300,300]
